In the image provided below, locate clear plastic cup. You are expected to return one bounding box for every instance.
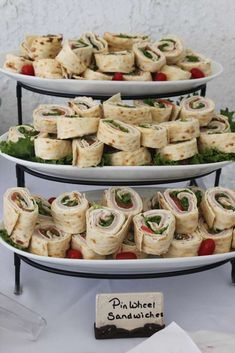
[0,292,46,340]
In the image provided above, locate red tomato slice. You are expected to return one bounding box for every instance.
[116,252,137,260]
[66,249,83,259]
[141,225,154,234]
[198,239,215,256]
[170,196,184,211]
[116,200,133,209]
[158,99,174,106]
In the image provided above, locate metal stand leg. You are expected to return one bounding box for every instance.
[200,85,207,97]
[214,168,222,187]
[231,259,235,284]
[14,253,22,295]
[16,164,25,187]
[16,82,22,125]
[189,179,198,187]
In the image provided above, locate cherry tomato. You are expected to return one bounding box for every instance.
[153,72,167,81]
[190,68,205,79]
[66,249,83,259]
[48,197,56,204]
[170,196,184,211]
[141,225,154,234]
[21,64,35,76]
[112,72,123,81]
[198,239,215,256]
[116,252,137,260]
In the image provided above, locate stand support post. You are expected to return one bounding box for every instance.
[214,168,222,187]
[189,179,198,187]
[16,164,25,187]
[231,259,235,285]
[16,82,23,126]
[14,253,22,295]
[200,85,207,97]
[10,82,234,284]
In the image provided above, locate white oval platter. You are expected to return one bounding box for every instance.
[0,133,230,182]
[0,51,223,96]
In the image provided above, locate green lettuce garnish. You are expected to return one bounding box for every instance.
[0,137,72,165]
[99,153,112,167]
[220,108,235,132]
[0,137,35,159]
[0,229,28,251]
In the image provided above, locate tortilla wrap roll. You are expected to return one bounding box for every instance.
[95,50,134,73]
[57,116,99,139]
[72,136,104,168]
[20,34,63,60]
[195,217,232,254]
[158,188,198,233]
[33,104,74,134]
[200,187,235,230]
[51,191,89,234]
[68,96,102,118]
[34,134,72,160]
[33,59,63,78]
[232,229,235,249]
[97,119,140,152]
[80,32,108,53]
[8,125,39,142]
[114,232,147,259]
[3,187,38,248]
[102,187,143,218]
[200,114,231,134]
[159,65,191,80]
[161,118,200,142]
[180,96,215,127]
[71,233,105,259]
[30,223,71,257]
[170,103,182,121]
[164,232,202,258]
[103,32,149,51]
[83,68,112,80]
[109,147,152,166]
[3,54,33,73]
[158,138,198,161]
[136,123,168,148]
[133,42,166,72]
[86,206,130,255]
[134,98,173,123]
[177,49,212,76]
[189,187,205,208]
[142,193,160,212]
[133,209,175,255]
[154,35,185,64]
[103,93,152,125]
[33,195,52,225]
[199,132,235,154]
[56,39,93,75]
[123,70,152,81]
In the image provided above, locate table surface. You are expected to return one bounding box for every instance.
[0,158,235,353]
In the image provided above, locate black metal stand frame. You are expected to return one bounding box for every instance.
[11,81,235,294]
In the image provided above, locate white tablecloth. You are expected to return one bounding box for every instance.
[0,158,235,353]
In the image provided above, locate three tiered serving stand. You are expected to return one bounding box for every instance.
[6,79,234,296]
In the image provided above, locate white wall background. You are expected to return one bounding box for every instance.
[0,0,234,133]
